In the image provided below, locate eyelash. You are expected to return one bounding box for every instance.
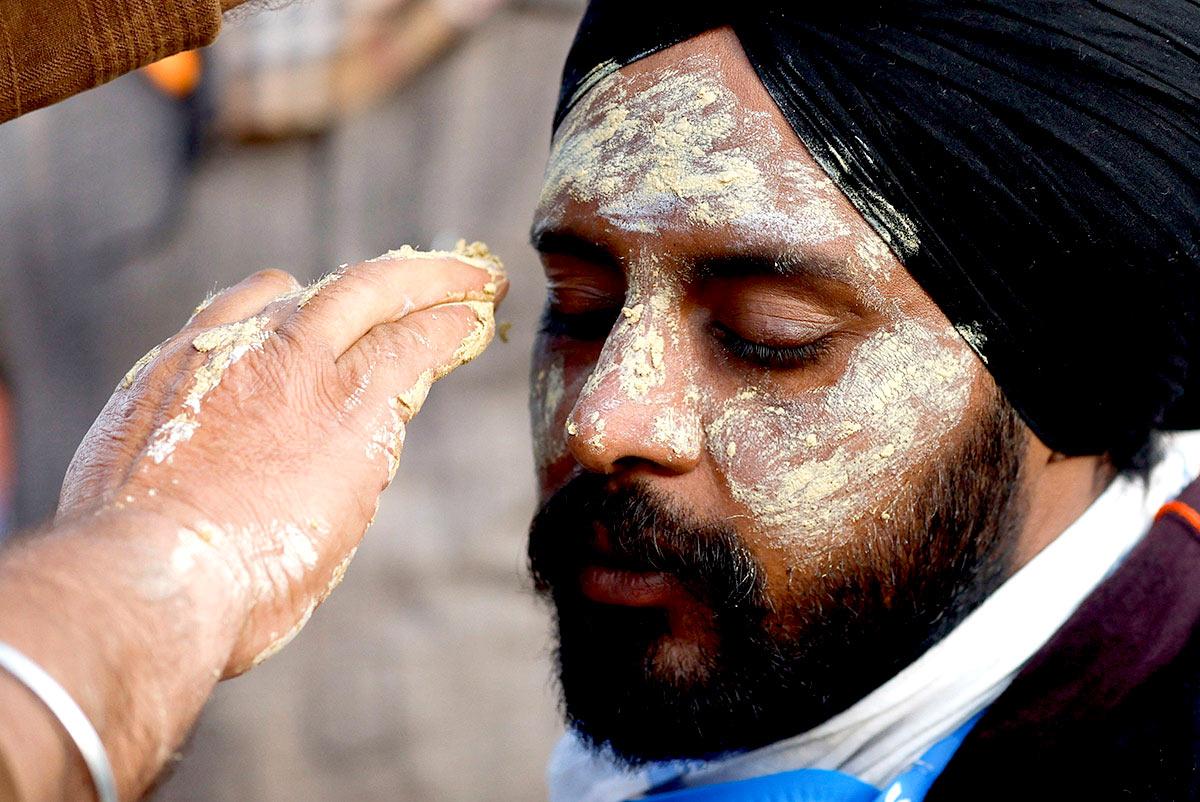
[541,307,834,371]
[712,323,833,369]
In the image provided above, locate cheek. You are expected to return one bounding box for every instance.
[530,340,567,473]
[704,320,979,550]
[529,337,600,490]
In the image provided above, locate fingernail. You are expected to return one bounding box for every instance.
[451,300,496,365]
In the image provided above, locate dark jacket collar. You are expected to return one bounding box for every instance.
[927,478,1200,801]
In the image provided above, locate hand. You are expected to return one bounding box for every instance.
[57,243,506,675]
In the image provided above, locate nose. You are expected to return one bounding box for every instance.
[565,298,703,475]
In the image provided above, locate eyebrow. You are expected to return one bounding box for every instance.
[691,253,853,284]
[531,227,856,285]
[529,228,622,268]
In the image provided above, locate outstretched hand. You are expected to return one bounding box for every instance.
[57,242,507,675]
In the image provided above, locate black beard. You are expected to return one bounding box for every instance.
[527,394,1028,766]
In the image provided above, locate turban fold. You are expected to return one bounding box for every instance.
[553,1,1200,458]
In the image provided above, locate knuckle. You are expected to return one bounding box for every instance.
[122,337,190,392]
[252,336,344,415]
[252,268,301,293]
[243,351,292,398]
[272,323,321,358]
[312,375,351,421]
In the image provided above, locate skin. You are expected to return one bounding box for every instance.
[0,251,506,801]
[530,28,1108,702]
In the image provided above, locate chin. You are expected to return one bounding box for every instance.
[647,634,719,685]
[550,598,789,765]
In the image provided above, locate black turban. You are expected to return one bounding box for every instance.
[552,1,1200,459]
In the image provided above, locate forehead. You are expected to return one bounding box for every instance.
[533,27,925,304]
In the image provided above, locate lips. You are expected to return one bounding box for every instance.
[529,477,763,632]
[579,565,689,607]
[578,522,692,607]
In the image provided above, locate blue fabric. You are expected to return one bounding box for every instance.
[641,769,879,802]
[874,713,982,802]
[637,713,983,802]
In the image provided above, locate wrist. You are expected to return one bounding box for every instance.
[54,506,246,654]
[98,506,248,664]
[0,665,94,801]
[0,508,242,797]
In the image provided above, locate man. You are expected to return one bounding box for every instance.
[526,3,1200,801]
[0,2,1196,801]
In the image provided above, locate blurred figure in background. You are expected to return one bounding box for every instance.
[215,0,509,140]
[0,0,581,798]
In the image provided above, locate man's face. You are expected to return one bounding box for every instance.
[527,29,1029,763]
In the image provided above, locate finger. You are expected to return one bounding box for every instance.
[488,268,510,306]
[343,301,496,484]
[282,248,506,357]
[346,299,497,423]
[187,269,302,330]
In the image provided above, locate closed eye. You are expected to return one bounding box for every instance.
[712,322,835,369]
[540,305,621,341]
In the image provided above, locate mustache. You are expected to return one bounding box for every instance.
[527,473,765,610]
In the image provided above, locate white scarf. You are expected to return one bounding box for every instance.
[548,432,1200,802]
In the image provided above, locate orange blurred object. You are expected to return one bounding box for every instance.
[143,50,203,99]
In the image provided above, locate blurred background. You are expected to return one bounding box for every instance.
[0,0,585,797]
